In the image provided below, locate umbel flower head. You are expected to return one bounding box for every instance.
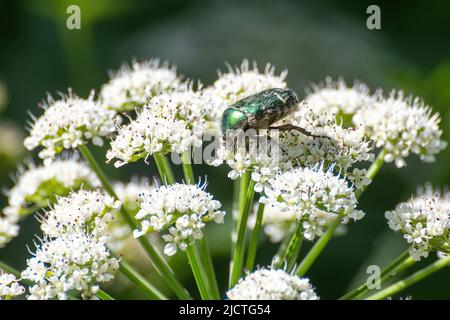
[24,90,120,165]
[100,59,183,111]
[107,88,216,167]
[260,165,364,242]
[134,183,225,256]
[0,272,25,300]
[305,77,374,122]
[226,268,318,300]
[40,189,120,238]
[3,156,100,220]
[22,231,119,300]
[385,184,450,261]
[353,90,447,167]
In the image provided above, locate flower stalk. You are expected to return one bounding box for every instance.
[365,255,450,300]
[78,144,191,300]
[245,203,265,272]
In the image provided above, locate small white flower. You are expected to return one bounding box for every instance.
[354,90,447,167]
[226,268,318,300]
[24,90,120,164]
[107,89,215,167]
[260,165,363,242]
[40,189,120,238]
[100,59,183,111]
[385,184,450,261]
[305,77,374,119]
[3,156,100,221]
[22,231,119,300]
[0,272,25,300]
[0,217,19,248]
[134,183,225,256]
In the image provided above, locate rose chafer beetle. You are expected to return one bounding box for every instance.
[221,88,325,138]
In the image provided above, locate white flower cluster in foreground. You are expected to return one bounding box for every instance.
[107,89,216,167]
[0,272,25,300]
[260,165,364,242]
[353,91,447,168]
[21,189,121,299]
[41,189,120,238]
[100,60,183,111]
[385,184,450,261]
[134,183,225,256]
[226,268,318,300]
[0,157,100,247]
[24,91,119,164]
[22,231,119,300]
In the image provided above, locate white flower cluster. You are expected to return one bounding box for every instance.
[21,189,120,299]
[226,268,318,300]
[385,184,450,261]
[22,231,119,300]
[260,165,364,242]
[134,183,225,256]
[305,78,374,119]
[107,89,215,167]
[100,60,183,111]
[0,272,25,300]
[353,91,447,167]
[41,189,120,238]
[0,157,100,247]
[24,91,119,164]
[3,157,100,219]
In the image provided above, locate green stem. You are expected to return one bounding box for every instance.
[186,245,210,299]
[245,203,265,272]
[0,260,19,277]
[296,215,342,277]
[296,148,387,276]
[273,227,296,269]
[273,222,303,270]
[285,225,304,273]
[96,289,115,300]
[119,260,167,300]
[230,178,256,288]
[78,145,190,299]
[365,255,450,300]
[153,153,176,185]
[180,151,220,299]
[181,151,195,184]
[340,249,414,300]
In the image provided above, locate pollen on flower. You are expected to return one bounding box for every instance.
[385,184,450,261]
[260,165,364,242]
[134,183,225,256]
[0,272,25,300]
[226,268,318,300]
[353,90,447,168]
[100,59,184,111]
[21,231,119,300]
[24,90,120,164]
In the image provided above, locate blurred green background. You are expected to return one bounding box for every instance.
[0,0,449,299]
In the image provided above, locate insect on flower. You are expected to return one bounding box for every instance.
[220,88,326,138]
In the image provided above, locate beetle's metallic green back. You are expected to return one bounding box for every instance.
[221,88,299,135]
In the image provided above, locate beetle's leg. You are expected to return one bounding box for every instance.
[269,124,329,139]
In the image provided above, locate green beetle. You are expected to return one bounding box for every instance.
[221,88,323,138]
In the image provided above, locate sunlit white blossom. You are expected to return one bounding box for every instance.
[0,272,25,300]
[354,91,447,167]
[385,184,450,261]
[134,183,225,256]
[40,189,120,238]
[22,231,119,300]
[24,90,120,164]
[100,59,183,111]
[107,89,216,167]
[226,268,318,300]
[260,165,364,242]
[0,217,19,248]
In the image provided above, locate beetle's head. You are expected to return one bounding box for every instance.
[221,108,248,136]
